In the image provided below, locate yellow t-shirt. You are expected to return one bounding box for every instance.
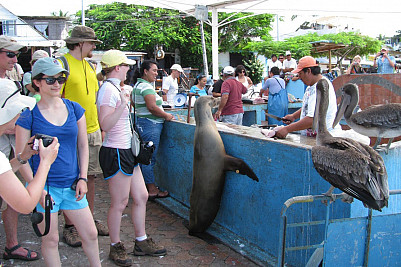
[59,53,100,134]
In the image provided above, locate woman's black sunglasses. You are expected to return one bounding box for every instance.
[0,50,20,58]
[39,77,67,85]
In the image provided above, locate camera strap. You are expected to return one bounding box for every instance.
[29,108,52,237]
[31,182,52,237]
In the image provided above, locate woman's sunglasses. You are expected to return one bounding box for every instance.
[0,50,20,58]
[39,77,67,85]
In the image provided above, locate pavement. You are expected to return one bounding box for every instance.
[0,177,259,266]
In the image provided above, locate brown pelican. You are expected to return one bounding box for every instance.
[312,79,389,211]
[332,83,401,153]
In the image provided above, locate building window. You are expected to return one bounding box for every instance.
[1,20,17,36]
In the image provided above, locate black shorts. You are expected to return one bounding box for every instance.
[99,146,138,180]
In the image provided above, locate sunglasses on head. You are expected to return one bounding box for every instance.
[39,77,67,85]
[0,50,20,58]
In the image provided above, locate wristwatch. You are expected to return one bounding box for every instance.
[17,153,27,164]
[78,177,88,183]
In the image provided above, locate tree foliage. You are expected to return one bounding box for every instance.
[246,32,382,72]
[74,3,273,70]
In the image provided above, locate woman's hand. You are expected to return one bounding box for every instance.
[38,137,59,166]
[75,180,88,201]
[119,88,130,107]
[165,113,174,121]
[20,136,38,162]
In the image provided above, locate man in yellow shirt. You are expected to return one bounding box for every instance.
[59,26,108,247]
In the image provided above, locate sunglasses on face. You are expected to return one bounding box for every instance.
[0,50,20,58]
[279,58,284,60]
[39,77,67,85]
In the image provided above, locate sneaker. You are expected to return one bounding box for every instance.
[134,237,167,256]
[63,226,82,247]
[95,220,109,236]
[109,242,132,267]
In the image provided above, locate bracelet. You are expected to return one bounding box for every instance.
[78,177,88,183]
[17,153,27,164]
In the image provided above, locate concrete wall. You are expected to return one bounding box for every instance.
[151,121,401,265]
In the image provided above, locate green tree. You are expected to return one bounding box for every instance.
[243,55,264,84]
[247,32,382,73]
[74,3,273,70]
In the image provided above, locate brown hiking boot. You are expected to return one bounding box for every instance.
[63,226,82,247]
[109,242,132,266]
[133,237,167,256]
[95,220,109,236]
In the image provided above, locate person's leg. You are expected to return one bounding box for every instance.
[107,171,131,243]
[136,118,167,197]
[130,166,166,256]
[64,207,100,267]
[107,171,132,266]
[40,212,61,267]
[129,166,148,237]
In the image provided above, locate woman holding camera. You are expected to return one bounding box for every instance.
[15,58,100,267]
[346,55,365,74]
[0,79,59,214]
[97,50,166,266]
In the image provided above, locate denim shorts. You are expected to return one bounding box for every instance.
[36,185,88,213]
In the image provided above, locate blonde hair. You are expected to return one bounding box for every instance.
[353,55,362,63]
[96,66,116,81]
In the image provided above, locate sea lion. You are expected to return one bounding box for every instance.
[189,96,259,234]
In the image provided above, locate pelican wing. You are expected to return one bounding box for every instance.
[312,139,389,211]
[352,103,401,129]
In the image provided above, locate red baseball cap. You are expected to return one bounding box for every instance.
[292,56,318,74]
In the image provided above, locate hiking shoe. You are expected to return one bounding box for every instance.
[63,226,82,247]
[133,237,167,256]
[95,220,109,236]
[109,242,132,266]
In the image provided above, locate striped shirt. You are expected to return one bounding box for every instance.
[133,78,165,123]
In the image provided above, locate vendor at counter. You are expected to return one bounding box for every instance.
[162,64,184,106]
[275,56,338,139]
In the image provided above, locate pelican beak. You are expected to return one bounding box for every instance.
[332,93,351,128]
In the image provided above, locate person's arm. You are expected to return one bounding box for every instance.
[275,115,313,139]
[246,76,253,88]
[373,52,381,68]
[162,76,171,101]
[98,89,130,132]
[212,92,221,97]
[386,55,395,68]
[15,126,35,182]
[10,135,37,173]
[144,94,174,121]
[0,139,59,214]
[214,93,229,120]
[75,115,89,201]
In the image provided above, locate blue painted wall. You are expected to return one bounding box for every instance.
[154,121,401,266]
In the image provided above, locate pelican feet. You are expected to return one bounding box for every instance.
[340,193,354,204]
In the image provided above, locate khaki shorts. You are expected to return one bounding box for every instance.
[88,129,102,176]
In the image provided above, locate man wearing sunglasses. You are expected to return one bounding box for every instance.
[0,35,41,261]
[58,25,109,247]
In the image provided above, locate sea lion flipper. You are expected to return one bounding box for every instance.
[224,155,259,181]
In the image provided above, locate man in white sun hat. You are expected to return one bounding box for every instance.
[162,63,184,106]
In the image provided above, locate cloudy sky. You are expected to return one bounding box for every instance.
[2,0,400,38]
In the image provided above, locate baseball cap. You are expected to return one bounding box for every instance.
[64,25,102,44]
[0,79,36,125]
[170,64,184,73]
[30,50,49,64]
[32,57,69,77]
[292,56,319,74]
[0,35,26,51]
[285,51,291,56]
[223,66,235,75]
[101,50,136,68]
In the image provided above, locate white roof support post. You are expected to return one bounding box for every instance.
[212,7,219,80]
